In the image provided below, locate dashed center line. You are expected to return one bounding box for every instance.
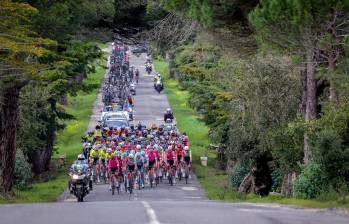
[181,187,198,191]
[142,201,160,224]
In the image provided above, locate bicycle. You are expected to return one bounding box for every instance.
[167,163,174,186]
[110,170,118,195]
[177,161,183,181]
[127,171,135,194]
[183,162,190,184]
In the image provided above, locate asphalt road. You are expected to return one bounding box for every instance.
[1,201,348,224]
[1,45,348,224]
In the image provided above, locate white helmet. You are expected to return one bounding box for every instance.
[184,146,189,151]
[136,145,141,150]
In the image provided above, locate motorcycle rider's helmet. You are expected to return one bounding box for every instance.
[77,154,85,160]
[166,108,172,113]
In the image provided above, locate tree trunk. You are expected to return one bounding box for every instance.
[30,135,54,174]
[238,172,254,193]
[328,56,338,102]
[281,172,298,197]
[0,86,21,193]
[299,69,307,114]
[303,49,317,164]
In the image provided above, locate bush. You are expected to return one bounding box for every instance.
[270,169,283,192]
[311,129,349,182]
[231,162,250,190]
[14,149,33,190]
[294,162,326,199]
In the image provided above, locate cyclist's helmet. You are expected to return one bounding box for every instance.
[129,154,134,159]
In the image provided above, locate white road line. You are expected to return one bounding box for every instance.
[142,201,161,224]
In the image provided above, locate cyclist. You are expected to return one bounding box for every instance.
[183,146,192,178]
[89,146,100,182]
[165,146,175,183]
[126,153,136,189]
[147,147,157,185]
[108,154,119,190]
[135,152,145,188]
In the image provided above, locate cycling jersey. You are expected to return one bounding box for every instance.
[147,151,156,162]
[90,149,99,158]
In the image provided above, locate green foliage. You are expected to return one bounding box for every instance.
[294,162,326,199]
[311,129,349,183]
[269,118,305,174]
[17,83,62,159]
[0,0,55,82]
[231,162,250,190]
[29,0,114,41]
[161,0,213,26]
[14,150,33,190]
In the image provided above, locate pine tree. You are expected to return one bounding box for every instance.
[0,0,54,193]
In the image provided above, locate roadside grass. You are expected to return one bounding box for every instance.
[154,58,349,210]
[0,44,107,204]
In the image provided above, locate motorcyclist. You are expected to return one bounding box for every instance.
[69,154,92,193]
[164,108,174,122]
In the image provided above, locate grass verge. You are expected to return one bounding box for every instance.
[154,58,349,209]
[0,43,107,204]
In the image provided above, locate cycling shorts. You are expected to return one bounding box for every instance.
[128,164,135,172]
[184,156,190,165]
[177,155,182,162]
[93,157,99,165]
[148,160,155,169]
[167,160,174,167]
[110,167,118,173]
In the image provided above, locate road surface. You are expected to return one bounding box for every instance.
[1,45,348,224]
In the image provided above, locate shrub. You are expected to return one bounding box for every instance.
[294,162,326,199]
[311,129,349,182]
[230,162,250,190]
[14,149,33,190]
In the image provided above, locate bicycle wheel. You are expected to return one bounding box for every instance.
[138,173,141,190]
[111,178,115,195]
[178,168,182,181]
[129,178,133,194]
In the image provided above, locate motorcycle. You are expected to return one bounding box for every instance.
[154,81,163,93]
[69,165,91,202]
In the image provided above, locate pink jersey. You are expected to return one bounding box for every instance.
[166,151,174,161]
[154,151,161,160]
[147,151,156,162]
[108,158,119,170]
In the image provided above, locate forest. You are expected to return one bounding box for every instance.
[1,0,349,203]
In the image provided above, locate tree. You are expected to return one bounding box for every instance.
[0,0,54,193]
[250,0,326,163]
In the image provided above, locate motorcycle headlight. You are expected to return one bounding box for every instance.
[72,174,79,180]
